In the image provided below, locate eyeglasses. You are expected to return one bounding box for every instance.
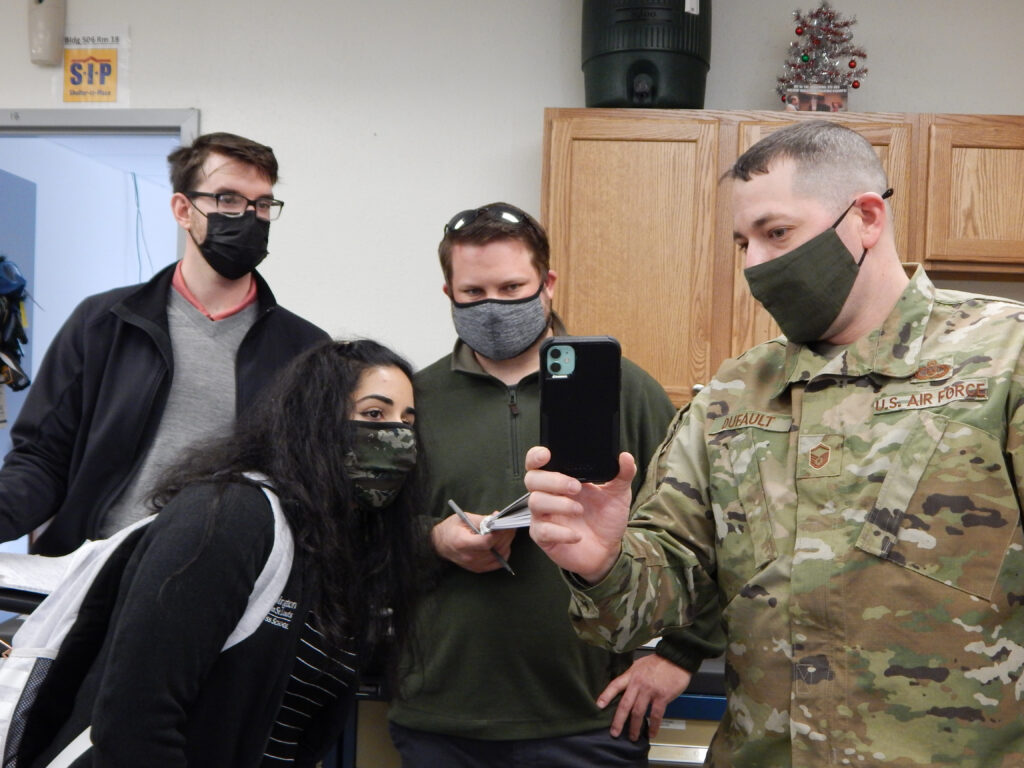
[444,204,536,234]
[187,191,285,221]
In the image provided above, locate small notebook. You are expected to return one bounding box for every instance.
[478,492,531,534]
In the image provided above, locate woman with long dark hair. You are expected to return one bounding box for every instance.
[26,339,423,767]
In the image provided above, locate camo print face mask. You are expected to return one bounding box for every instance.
[344,422,417,510]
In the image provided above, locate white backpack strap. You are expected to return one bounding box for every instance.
[0,519,155,766]
[35,482,291,766]
[44,726,91,768]
[9,516,156,649]
[221,482,294,651]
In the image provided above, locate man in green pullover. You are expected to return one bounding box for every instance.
[387,202,723,766]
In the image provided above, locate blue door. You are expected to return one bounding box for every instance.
[0,169,36,555]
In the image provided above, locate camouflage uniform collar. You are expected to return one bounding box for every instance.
[450,312,569,376]
[774,266,935,397]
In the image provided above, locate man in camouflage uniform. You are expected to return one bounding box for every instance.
[524,121,1024,767]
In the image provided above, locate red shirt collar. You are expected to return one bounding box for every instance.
[171,261,258,321]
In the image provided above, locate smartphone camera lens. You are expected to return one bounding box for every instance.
[546,345,574,376]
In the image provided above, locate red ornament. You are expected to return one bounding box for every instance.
[852,80,860,89]
[795,26,804,35]
[848,59,857,68]
[781,96,787,103]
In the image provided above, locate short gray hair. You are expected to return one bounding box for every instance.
[725,121,889,214]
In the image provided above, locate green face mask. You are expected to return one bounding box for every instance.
[743,228,859,344]
[344,422,417,510]
[742,189,893,344]
[743,198,867,344]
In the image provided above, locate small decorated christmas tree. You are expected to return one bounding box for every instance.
[777,1,867,106]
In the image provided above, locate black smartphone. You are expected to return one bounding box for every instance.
[539,336,621,483]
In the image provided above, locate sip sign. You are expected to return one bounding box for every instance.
[63,45,118,103]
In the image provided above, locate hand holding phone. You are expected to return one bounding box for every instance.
[539,336,621,483]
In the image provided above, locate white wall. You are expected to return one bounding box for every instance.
[2,1,1024,368]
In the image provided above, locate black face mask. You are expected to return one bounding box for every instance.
[194,211,270,280]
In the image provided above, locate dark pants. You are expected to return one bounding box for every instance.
[388,722,650,768]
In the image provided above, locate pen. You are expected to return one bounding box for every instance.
[447,499,515,575]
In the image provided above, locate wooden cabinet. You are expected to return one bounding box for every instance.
[925,114,1024,274]
[542,112,722,406]
[541,109,1024,406]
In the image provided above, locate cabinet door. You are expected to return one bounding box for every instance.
[542,109,721,406]
[925,114,1024,273]
[728,115,917,356]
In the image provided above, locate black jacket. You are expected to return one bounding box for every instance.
[0,264,328,555]
[24,482,349,768]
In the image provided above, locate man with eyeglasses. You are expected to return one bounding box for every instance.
[387,203,723,766]
[0,132,327,555]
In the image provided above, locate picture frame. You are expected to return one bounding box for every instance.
[784,86,848,112]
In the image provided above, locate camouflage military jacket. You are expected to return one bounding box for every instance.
[569,269,1024,767]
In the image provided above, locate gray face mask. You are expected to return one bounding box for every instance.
[451,281,550,361]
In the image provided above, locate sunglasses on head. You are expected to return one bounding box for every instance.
[444,204,536,234]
